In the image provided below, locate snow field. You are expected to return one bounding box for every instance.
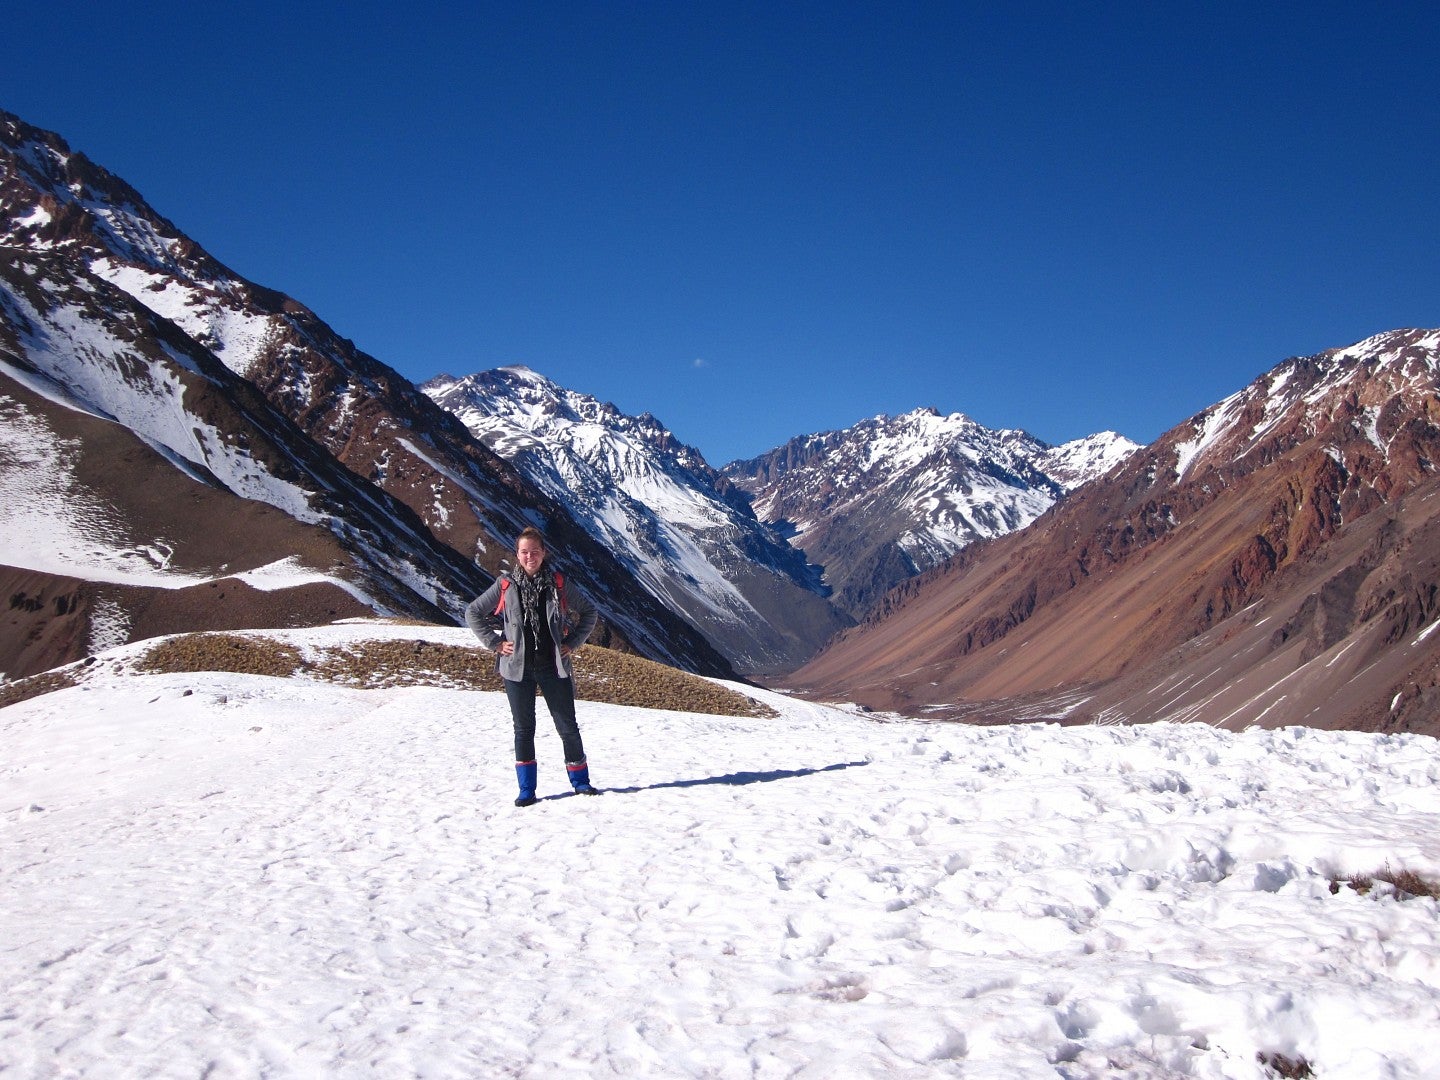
[3,647,1440,1078]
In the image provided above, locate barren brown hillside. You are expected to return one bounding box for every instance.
[785,330,1440,736]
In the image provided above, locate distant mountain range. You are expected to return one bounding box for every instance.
[722,410,1136,617]
[3,107,1436,736]
[421,369,1129,672]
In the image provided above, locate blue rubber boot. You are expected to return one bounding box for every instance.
[515,760,538,806]
[567,760,599,795]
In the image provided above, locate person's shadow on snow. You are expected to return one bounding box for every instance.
[598,760,869,796]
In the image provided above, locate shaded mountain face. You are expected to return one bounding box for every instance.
[423,368,851,675]
[787,329,1440,736]
[722,408,1138,618]
[0,109,734,678]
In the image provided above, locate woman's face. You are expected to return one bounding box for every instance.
[515,537,546,577]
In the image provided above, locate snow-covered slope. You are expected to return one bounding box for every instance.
[724,408,1139,617]
[0,379,380,625]
[424,367,849,674]
[1039,429,1141,490]
[5,622,1440,1078]
[0,386,207,589]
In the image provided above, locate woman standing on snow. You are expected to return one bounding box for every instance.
[466,526,600,806]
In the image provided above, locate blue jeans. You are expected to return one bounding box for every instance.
[504,671,585,763]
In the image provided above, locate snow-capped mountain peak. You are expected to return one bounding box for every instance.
[722,410,1140,617]
[1040,430,1143,491]
[423,369,849,674]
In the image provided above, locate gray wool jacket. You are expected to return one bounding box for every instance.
[464,569,598,681]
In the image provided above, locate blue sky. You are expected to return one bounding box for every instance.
[6,2,1437,465]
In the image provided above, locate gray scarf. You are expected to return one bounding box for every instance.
[512,570,550,638]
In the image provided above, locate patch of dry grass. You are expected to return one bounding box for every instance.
[0,670,79,710]
[1331,863,1440,901]
[311,638,504,691]
[135,633,305,679]
[129,632,777,718]
[572,646,777,717]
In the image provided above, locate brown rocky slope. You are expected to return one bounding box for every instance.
[785,329,1440,736]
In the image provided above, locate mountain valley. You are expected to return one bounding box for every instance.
[3,107,1438,736]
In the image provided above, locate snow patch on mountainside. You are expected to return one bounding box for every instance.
[0,389,207,587]
[90,258,275,378]
[0,388,390,609]
[1171,329,1440,483]
[1038,430,1141,490]
[5,142,179,271]
[1330,328,1440,372]
[234,557,383,605]
[1172,392,1244,481]
[394,436,525,536]
[0,275,324,524]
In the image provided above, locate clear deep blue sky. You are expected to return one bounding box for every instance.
[6,2,1437,465]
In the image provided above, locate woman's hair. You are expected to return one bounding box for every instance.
[516,526,547,551]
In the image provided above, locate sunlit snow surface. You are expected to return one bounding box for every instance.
[0,391,383,615]
[4,623,1440,1078]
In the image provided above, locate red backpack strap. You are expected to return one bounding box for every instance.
[493,572,567,619]
[553,571,567,619]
